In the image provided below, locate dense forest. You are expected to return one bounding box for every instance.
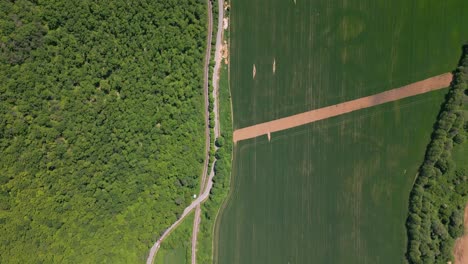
[0,0,208,263]
[406,45,468,263]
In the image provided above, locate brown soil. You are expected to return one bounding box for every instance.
[454,203,468,264]
[233,72,453,142]
[222,40,229,64]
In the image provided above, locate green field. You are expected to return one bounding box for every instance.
[215,0,468,263]
[230,0,468,129]
[216,90,447,263]
[155,213,194,264]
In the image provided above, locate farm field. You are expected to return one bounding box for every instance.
[215,0,468,263]
[230,0,468,129]
[215,89,447,263]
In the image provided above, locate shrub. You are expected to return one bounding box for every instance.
[453,133,466,144]
[406,45,468,264]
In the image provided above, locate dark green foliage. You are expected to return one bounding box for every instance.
[155,213,194,264]
[454,133,466,144]
[197,62,232,263]
[406,45,468,264]
[0,0,207,263]
[215,136,224,148]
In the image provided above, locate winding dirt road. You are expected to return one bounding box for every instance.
[233,72,453,143]
[191,0,213,260]
[211,0,224,140]
[191,0,224,263]
[146,0,217,263]
[145,164,216,264]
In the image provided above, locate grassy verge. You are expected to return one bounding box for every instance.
[197,47,233,264]
[406,45,468,263]
[208,0,218,172]
[154,212,195,264]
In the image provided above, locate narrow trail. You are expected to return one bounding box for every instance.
[191,0,213,261]
[211,0,224,140]
[145,166,216,264]
[145,0,215,263]
[199,0,214,205]
[233,72,453,143]
[191,0,225,263]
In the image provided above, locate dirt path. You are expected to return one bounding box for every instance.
[146,1,214,263]
[199,0,214,202]
[233,72,453,143]
[191,0,225,263]
[191,0,215,261]
[211,0,224,140]
[454,203,468,264]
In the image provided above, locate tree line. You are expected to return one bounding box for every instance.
[406,44,468,263]
[0,0,208,262]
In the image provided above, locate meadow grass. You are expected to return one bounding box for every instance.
[155,213,194,264]
[216,90,448,263]
[215,0,468,262]
[230,0,468,129]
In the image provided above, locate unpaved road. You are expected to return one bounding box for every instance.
[191,0,225,263]
[199,0,214,202]
[190,0,213,260]
[233,72,453,143]
[146,1,214,263]
[211,0,224,140]
[145,163,216,264]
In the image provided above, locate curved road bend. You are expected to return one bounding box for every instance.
[145,167,216,264]
[191,0,225,263]
[146,0,215,263]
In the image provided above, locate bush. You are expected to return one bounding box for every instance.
[454,133,466,144]
[406,45,468,264]
[215,136,225,147]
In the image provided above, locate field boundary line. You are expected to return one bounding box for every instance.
[233,72,453,143]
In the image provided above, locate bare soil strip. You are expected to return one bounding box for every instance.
[233,73,452,143]
[454,203,468,264]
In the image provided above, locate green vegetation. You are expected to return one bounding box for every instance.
[216,90,448,263]
[0,0,208,263]
[406,45,468,264]
[207,0,219,170]
[215,0,468,263]
[197,3,232,262]
[155,213,194,264]
[198,61,232,263]
[230,0,468,129]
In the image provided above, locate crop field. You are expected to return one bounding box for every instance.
[230,0,468,129]
[216,90,447,263]
[215,0,468,263]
